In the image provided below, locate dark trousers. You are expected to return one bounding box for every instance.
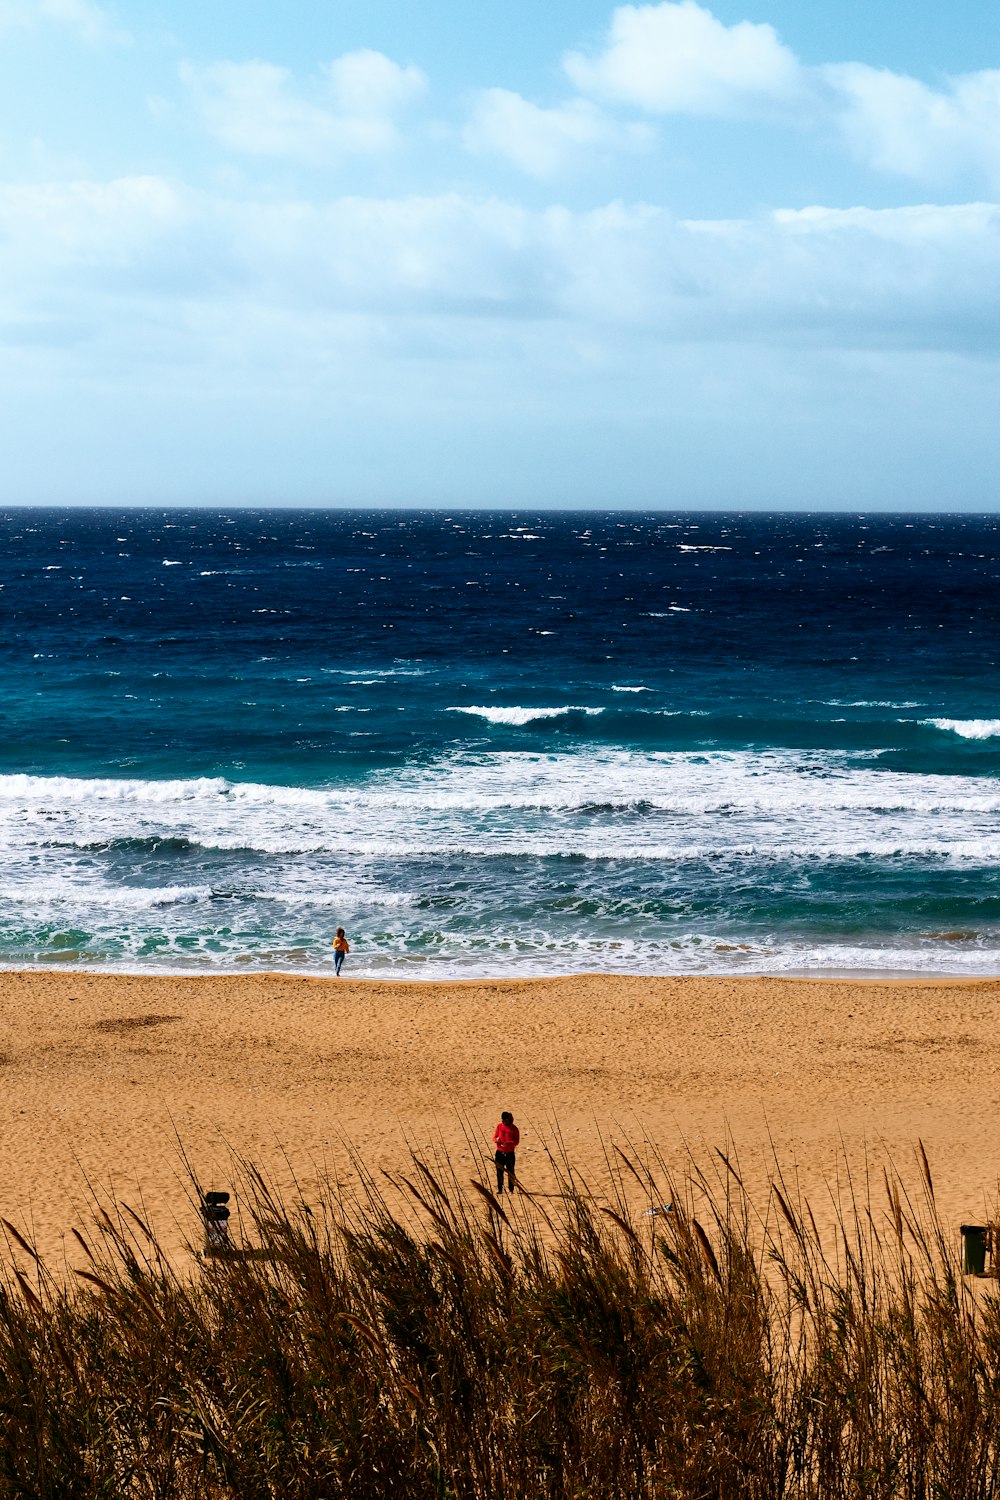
[495,1150,515,1192]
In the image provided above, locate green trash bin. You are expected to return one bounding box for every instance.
[961,1224,988,1276]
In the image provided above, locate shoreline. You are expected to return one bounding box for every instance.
[4,962,1000,984]
[2,967,1000,1267]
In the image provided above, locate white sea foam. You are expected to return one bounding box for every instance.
[323,666,427,678]
[611,685,650,693]
[446,706,605,726]
[0,879,212,907]
[1,750,1000,868]
[924,718,1000,739]
[0,862,417,932]
[275,888,414,909]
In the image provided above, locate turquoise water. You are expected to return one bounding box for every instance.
[2,508,1000,975]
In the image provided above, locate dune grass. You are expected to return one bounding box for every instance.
[0,1133,997,1497]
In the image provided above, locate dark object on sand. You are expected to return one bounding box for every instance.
[201,1190,231,1254]
[961,1223,989,1276]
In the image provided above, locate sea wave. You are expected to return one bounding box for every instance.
[0,753,999,953]
[3,750,1000,824]
[924,718,1000,739]
[446,705,605,726]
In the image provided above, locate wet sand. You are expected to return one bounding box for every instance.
[0,969,997,1266]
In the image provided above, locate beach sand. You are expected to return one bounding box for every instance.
[0,969,997,1267]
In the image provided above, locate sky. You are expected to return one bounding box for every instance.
[1,0,999,508]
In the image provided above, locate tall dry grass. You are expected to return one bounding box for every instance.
[0,1133,997,1497]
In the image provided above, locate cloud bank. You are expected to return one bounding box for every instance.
[2,177,998,363]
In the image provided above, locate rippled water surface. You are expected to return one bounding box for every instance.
[3,508,1000,975]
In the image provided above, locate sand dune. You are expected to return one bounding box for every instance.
[0,969,997,1266]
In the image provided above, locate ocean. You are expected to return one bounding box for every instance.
[2,508,1000,978]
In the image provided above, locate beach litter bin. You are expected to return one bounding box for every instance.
[961,1224,988,1276]
[202,1191,231,1254]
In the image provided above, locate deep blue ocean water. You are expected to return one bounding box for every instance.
[3,508,1000,976]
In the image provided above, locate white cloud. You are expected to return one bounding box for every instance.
[181,49,427,162]
[181,61,342,160]
[825,63,1000,189]
[463,89,653,177]
[0,0,125,43]
[326,48,426,118]
[564,0,805,116]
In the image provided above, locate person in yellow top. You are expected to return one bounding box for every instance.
[332,927,350,976]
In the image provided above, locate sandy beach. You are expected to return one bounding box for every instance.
[0,968,997,1266]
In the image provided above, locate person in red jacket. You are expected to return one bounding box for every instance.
[493,1110,519,1194]
[332,928,350,976]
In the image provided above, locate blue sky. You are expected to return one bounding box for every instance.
[1,0,999,507]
